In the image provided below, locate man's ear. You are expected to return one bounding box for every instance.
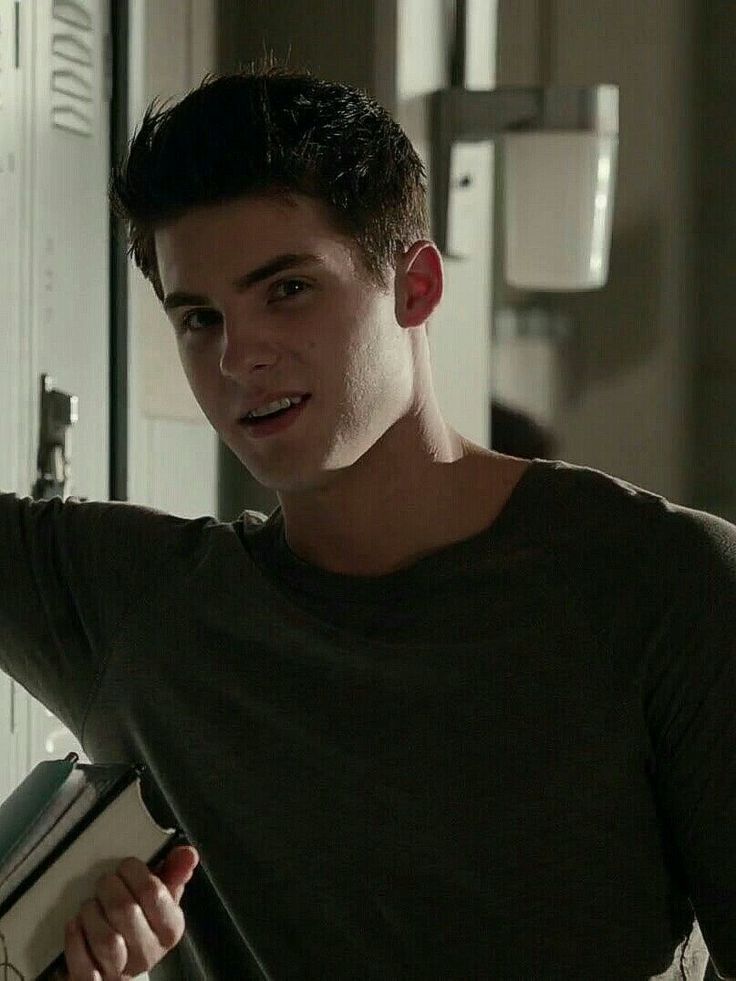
[394,241,444,328]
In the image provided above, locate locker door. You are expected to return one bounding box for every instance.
[0,0,31,798]
[14,0,111,772]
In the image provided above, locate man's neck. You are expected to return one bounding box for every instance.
[277,439,531,578]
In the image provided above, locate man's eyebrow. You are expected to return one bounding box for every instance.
[163,252,323,312]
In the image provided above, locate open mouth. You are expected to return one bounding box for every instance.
[240,395,311,433]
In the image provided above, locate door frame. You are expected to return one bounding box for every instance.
[109,0,129,501]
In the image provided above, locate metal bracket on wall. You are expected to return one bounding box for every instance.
[494,305,576,343]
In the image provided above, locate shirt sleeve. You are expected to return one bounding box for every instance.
[0,493,188,740]
[643,504,736,980]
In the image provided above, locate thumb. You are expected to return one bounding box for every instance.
[155,845,200,904]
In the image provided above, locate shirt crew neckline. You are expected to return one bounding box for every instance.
[240,457,568,604]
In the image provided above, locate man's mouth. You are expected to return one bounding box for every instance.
[239,394,311,433]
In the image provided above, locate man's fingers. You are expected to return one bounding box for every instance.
[115,856,186,952]
[77,894,129,977]
[63,916,103,981]
[155,845,200,904]
[81,858,180,977]
[65,851,196,980]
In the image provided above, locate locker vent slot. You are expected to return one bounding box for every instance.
[0,5,7,111]
[51,0,94,137]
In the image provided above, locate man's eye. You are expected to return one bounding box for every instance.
[177,279,310,333]
[270,278,311,302]
[179,310,219,333]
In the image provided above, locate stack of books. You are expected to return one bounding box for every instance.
[0,752,183,979]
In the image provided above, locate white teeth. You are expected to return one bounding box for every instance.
[247,395,304,419]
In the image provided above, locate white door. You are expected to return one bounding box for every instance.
[0,0,28,799]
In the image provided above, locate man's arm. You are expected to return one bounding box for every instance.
[644,505,736,979]
[0,492,186,733]
[0,493,200,975]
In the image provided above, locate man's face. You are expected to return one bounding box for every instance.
[155,193,416,493]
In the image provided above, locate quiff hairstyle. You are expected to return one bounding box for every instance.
[108,61,430,302]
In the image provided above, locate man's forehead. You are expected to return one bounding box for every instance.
[154,193,369,303]
[161,198,330,251]
[157,191,324,239]
[157,235,363,311]
[158,192,356,261]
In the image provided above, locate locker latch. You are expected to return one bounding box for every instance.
[32,373,79,501]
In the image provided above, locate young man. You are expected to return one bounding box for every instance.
[1,65,735,980]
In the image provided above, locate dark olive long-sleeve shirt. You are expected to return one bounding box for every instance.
[1,458,734,980]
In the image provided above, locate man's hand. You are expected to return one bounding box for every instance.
[62,845,199,980]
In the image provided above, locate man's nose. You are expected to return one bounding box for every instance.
[218,321,278,379]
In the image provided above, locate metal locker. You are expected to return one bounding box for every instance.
[4,0,111,778]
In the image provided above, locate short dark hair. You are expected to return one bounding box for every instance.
[108,60,430,301]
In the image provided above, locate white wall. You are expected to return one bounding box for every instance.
[495,0,695,504]
[126,0,219,516]
[395,0,497,448]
